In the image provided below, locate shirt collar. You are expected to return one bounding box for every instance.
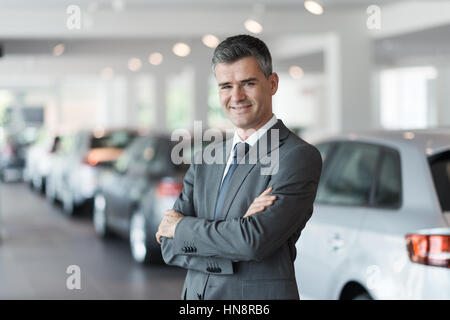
[231,114,278,149]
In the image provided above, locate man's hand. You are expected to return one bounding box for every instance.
[156,210,184,244]
[243,186,276,218]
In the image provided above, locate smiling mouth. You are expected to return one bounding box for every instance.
[230,105,252,111]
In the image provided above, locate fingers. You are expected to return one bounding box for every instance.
[156,231,162,245]
[164,210,184,220]
[243,186,277,218]
[259,186,273,196]
[244,201,271,217]
[250,205,266,214]
[255,187,276,203]
[164,209,178,217]
[257,200,275,208]
[253,195,277,205]
[244,205,266,218]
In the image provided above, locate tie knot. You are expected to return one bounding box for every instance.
[233,142,249,164]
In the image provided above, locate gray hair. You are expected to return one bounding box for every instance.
[211,34,273,78]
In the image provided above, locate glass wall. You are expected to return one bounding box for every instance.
[379,66,437,129]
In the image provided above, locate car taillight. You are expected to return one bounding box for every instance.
[83,155,98,166]
[406,234,450,268]
[156,180,183,197]
[84,148,123,167]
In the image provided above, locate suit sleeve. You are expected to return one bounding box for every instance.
[160,155,235,274]
[172,144,322,262]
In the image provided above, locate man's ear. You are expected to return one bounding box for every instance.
[269,72,279,95]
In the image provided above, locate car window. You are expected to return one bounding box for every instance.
[429,150,450,212]
[69,133,85,153]
[316,142,380,206]
[50,136,61,153]
[315,142,334,165]
[90,131,137,149]
[374,148,402,208]
[59,135,76,155]
[147,139,177,176]
[131,138,159,176]
[114,137,147,174]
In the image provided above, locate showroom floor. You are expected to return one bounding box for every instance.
[0,183,186,299]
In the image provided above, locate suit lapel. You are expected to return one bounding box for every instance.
[219,119,290,220]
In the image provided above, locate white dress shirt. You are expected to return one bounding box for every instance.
[221,114,278,183]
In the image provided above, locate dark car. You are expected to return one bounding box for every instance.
[47,128,139,215]
[93,134,190,264]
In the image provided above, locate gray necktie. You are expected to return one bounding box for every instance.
[214,142,250,220]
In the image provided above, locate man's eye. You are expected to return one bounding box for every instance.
[220,86,231,90]
[245,82,255,87]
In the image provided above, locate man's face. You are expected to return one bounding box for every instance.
[215,56,279,130]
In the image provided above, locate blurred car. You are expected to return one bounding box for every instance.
[46,129,139,216]
[93,134,191,264]
[24,133,62,192]
[295,129,450,300]
[0,134,32,182]
[45,134,76,203]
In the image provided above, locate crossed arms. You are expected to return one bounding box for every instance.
[156,144,322,274]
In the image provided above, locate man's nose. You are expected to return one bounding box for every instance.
[230,86,246,103]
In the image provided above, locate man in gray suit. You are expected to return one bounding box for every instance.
[156,35,322,300]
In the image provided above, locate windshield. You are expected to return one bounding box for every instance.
[429,150,450,212]
[90,131,137,149]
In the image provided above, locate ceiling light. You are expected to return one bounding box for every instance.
[289,66,304,79]
[148,52,163,65]
[53,44,65,56]
[93,127,105,138]
[202,34,220,48]
[173,42,191,57]
[244,19,263,34]
[304,1,324,15]
[128,57,142,71]
[245,4,265,34]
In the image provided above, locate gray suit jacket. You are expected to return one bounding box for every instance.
[161,119,322,300]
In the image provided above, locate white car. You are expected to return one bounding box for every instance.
[295,129,450,300]
[24,133,61,192]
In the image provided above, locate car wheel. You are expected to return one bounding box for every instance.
[93,194,109,238]
[352,293,372,300]
[130,211,153,264]
[40,177,46,194]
